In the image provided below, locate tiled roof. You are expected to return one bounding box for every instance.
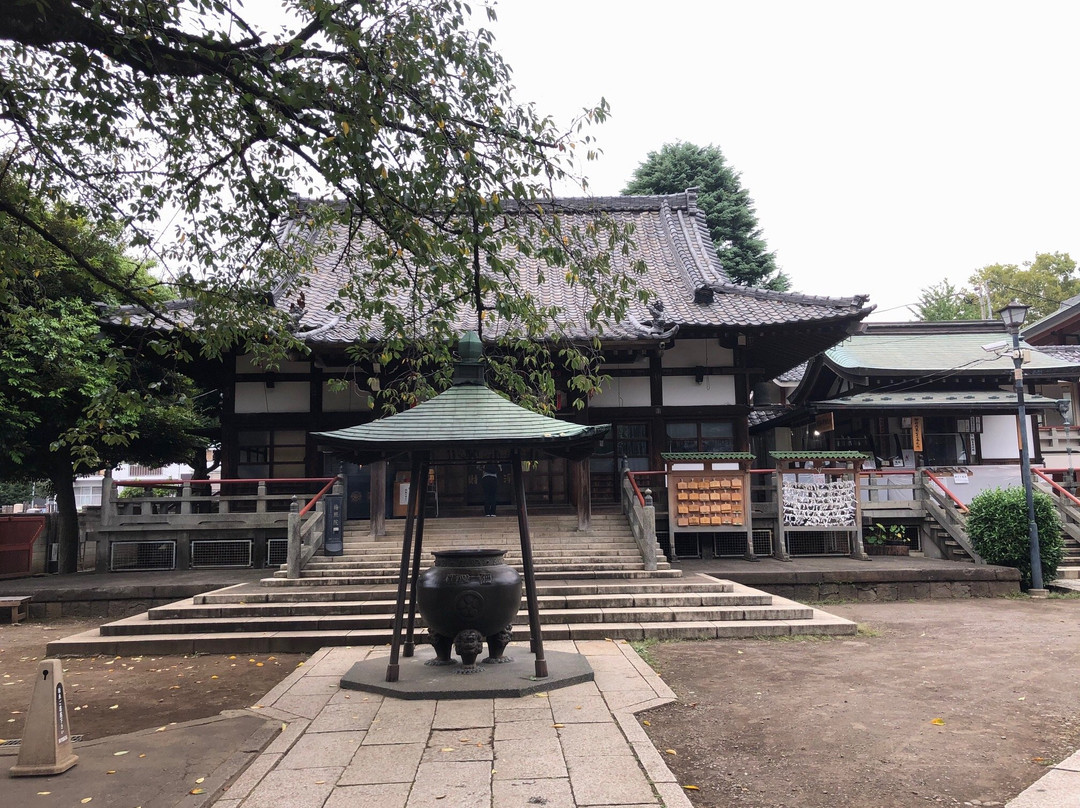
[825,332,1080,376]
[815,391,1063,410]
[775,362,807,384]
[1035,345,1080,364]
[660,452,756,461]
[770,451,870,460]
[276,191,871,344]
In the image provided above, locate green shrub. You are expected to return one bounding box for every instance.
[966,487,1064,588]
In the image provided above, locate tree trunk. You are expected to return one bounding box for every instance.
[51,454,79,575]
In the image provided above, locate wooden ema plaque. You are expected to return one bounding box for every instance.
[673,474,745,529]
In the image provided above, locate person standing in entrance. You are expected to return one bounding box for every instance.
[481,462,501,516]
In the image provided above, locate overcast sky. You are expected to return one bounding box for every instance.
[484,0,1080,320]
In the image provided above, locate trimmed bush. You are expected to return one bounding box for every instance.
[966,486,1064,588]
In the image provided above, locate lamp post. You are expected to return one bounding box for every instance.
[998,300,1046,595]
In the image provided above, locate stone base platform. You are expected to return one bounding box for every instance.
[341,647,593,700]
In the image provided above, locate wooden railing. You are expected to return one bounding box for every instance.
[105,476,337,522]
[1039,426,1080,454]
[622,470,664,571]
[1033,468,1080,548]
[920,470,981,563]
[287,477,340,578]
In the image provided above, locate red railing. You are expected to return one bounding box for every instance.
[1033,468,1080,507]
[922,469,969,513]
[114,477,335,488]
[625,470,666,507]
[300,477,340,516]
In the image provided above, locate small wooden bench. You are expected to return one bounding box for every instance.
[0,596,31,624]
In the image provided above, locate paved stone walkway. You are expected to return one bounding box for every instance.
[212,640,691,808]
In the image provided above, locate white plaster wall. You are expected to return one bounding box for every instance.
[235,381,310,413]
[323,381,373,413]
[590,377,651,408]
[981,414,1028,460]
[662,339,733,368]
[663,375,736,406]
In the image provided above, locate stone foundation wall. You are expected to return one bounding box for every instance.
[760,578,1019,603]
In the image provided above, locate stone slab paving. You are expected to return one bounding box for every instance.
[216,640,694,808]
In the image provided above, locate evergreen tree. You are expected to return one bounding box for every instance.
[624,142,789,290]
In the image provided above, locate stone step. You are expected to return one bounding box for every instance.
[193,578,735,605]
[333,545,643,556]
[262,569,685,586]
[102,601,812,636]
[46,606,856,656]
[297,560,663,574]
[149,591,771,620]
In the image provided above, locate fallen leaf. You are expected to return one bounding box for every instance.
[665,749,677,755]
[1018,696,1026,701]
[36,792,51,795]
[109,705,119,710]
[642,720,651,726]
[113,751,129,756]
[106,770,116,775]
[281,723,287,732]
[552,723,564,728]
[683,784,700,791]
[81,799,93,804]
[189,788,205,795]
[195,777,205,784]
[138,754,146,758]
[930,718,945,726]
[256,662,264,667]
[155,727,167,732]
[440,747,455,752]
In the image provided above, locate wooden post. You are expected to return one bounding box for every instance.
[370,460,387,537]
[773,465,790,561]
[386,453,422,682]
[404,455,431,658]
[576,457,592,532]
[512,449,548,678]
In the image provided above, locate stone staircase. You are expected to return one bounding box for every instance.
[47,514,854,656]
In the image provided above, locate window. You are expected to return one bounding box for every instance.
[237,430,308,478]
[666,421,735,453]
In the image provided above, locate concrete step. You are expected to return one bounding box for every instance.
[46,603,856,656]
[193,578,735,605]
[102,601,812,636]
[262,569,685,586]
[296,560,664,574]
[149,590,771,620]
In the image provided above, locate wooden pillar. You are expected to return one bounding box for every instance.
[404,455,431,657]
[512,449,548,678]
[370,460,387,537]
[773,464,791,562]
[385,453,423,682]
[576,457,592,532]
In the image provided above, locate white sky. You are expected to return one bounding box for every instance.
[485,0,1080,320]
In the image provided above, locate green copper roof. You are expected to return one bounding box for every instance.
[770,451,870,460]
[826,332,1080,375]
[313,333,609,461]
[816,391,1063,410]
[661,452,756,461]
[315,384,608,457]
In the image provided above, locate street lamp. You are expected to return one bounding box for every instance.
[998,300,1047,595]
